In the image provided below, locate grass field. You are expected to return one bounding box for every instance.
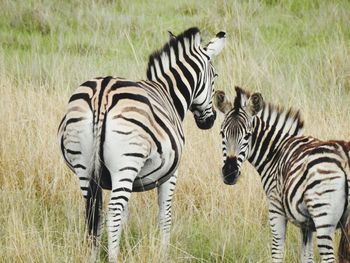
[1,0,350,262]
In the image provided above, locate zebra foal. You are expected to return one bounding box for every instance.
[57,27,225,262]
[214,87,350,262]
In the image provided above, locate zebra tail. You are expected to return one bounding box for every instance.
[86,111,105,243]
[339,221,350,263]
[86,162,102,243]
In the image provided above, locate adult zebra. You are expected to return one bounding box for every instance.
[57,27,225,262]
[214,87,350,263]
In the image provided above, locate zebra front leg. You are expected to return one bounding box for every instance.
[301,227,314,263]
[268,206,287,263]
[157,171,178,252]
[107,176,135,263]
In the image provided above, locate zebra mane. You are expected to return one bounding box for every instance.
[233,86,250,114]
[146,27,201,80]
[258,103,304,136]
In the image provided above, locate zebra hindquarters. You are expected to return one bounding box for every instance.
[339,220,350,262]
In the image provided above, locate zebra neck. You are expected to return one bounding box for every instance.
[146,28,203,121]
[247,104,304,170]
[245,103,304,193]
[148,71,195,121]
[247,119,298,192]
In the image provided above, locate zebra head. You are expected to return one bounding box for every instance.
[214,87,264,185]
[190,31,226,130]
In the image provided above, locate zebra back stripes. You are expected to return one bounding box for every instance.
[215,87,350,262]
[58,27,225,262]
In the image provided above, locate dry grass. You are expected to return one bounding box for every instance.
[1,0,349,262]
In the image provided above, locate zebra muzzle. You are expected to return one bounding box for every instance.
[194,110,216,130]
[222,157,240,185]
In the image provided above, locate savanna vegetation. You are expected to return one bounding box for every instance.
[1,0,349,262]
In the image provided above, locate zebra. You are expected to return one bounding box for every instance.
[57,27,226,262]
[214,87,350,263]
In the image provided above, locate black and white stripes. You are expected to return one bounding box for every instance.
[57,27,225,262]
[215,87,350,263]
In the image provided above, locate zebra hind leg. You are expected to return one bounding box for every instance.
[157,171,178,253]
[107,173,138,262]
[307,171,346,262]
[314,222,336,262]
[300,227,314,263]
[311,199,342,262]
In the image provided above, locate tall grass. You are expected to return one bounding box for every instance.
[0,0,349,262]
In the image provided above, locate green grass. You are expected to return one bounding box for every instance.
[1,0,350,262]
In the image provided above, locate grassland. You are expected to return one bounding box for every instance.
[1,0,350,262]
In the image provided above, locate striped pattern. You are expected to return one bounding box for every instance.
[216,87,350,263]
[57,27,225,262]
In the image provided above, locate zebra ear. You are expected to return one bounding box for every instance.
[247,92,264,116]
[204,31,226,59]
[214,90,232,114]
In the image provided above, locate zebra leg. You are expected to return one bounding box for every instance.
[157,171,178,252]
[312,205,341,262]
[121,202,129,227]
[310,202,341,262]
[107,174,137,262]
[300,227,314,263]
[103,126,150,261]
[268,206,287,263]
[314,223,336,262]
[307,171,346,262]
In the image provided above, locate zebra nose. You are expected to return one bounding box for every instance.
[222,157,240,185]
[194,111,216,130]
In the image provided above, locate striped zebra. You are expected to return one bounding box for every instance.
[57,27,226,262]
[214,87,350,262]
